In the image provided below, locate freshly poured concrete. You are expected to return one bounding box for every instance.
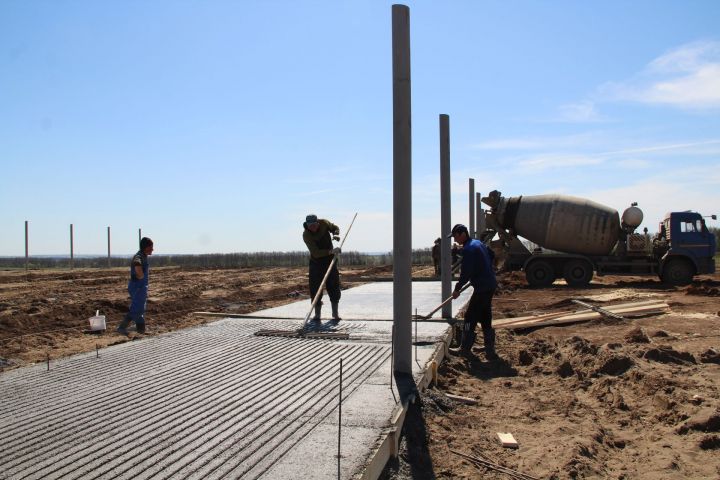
[0,282,470,480]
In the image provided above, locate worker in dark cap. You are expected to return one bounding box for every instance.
[432,238,441,276]
[302,214,342,322]
[448,224,498,360]
[117,237,154,335]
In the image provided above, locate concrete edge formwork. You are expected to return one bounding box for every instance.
[356,328,452,480]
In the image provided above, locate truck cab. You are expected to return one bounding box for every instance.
[657,211,717,284]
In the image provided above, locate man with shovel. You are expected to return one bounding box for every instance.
[448,224,498,360]
[303,214,342,322]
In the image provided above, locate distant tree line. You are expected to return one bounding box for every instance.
[0,248,435,270]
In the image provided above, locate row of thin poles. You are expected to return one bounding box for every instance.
[21,221,142,270]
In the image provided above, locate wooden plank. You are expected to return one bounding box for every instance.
[445,393,478,405]
[494,301,668,328]
[494,299,663,327]
[498,304,668,330]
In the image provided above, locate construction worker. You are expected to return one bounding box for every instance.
[448,224,498,360]
[302,214,342,322]
[117,237,154,335]
[431,238,441,276]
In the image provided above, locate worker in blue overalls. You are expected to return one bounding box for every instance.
[117,237,154,335]
[448,224,499,360]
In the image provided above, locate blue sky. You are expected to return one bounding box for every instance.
[1,1,719,256]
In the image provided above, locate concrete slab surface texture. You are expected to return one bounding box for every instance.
[0,282,471,480]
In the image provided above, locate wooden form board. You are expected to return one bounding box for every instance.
[494,300,669,330]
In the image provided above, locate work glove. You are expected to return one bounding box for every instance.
[333,235,341,242]
[332,247,342,255]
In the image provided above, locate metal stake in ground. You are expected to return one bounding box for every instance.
[337,357,343,479]
[300,213,358,331]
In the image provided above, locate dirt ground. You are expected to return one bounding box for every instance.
[2,266,720,479]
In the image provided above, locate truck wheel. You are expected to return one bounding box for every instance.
[525,261,555,288]
[661,259,694,286]
[563,260,593,287]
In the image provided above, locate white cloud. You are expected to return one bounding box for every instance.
[518,153,603,170]
[556,101,605,123]
[601,40,720,110]
[469,132,603,151]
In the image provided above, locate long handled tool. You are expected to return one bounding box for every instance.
[299,212,358,332]
[413,283,470,320]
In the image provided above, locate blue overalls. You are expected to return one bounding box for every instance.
[126,252,149,330]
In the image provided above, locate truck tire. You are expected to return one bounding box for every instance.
[661,258,694,286]
[563,259,593,287]
[525,260,555,288]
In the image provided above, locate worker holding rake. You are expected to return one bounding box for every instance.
[448,224,498,360]
[302,214,342,322]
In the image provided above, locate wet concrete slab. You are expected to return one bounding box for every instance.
[0,281,470,480]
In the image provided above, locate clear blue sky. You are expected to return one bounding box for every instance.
[2,1,719,256]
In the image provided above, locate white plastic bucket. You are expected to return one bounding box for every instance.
[89,310,106,331]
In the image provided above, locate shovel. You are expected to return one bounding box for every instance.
[413,283,470,321]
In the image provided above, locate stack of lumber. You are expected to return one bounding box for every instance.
[494,299,669,330]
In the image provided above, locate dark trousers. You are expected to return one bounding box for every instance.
[461,289,495,350]
[309,258,341,304]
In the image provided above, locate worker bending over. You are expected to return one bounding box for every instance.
[302,214,342,322]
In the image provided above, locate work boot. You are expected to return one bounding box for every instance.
[136,322,146,334]
[461,322,477,351]
[482,327,499,361]
[448,346,474,357]
[312,302,322,322]
[331,301,341,322]
[116,315,131,335]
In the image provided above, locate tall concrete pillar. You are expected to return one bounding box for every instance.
[24,220,29,271]
[392,4,412,375]
[70,224,74,269]
[107,226,111,268]
[476,192,485,238]
[439,114,452,318]
[468,178,475,238]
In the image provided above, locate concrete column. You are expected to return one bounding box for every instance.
[107,226,111,268]
[468,178,475,238]
[439,115,452,318]
[476,192,485,238]
[392,4,412,375]
[24,220,28,271]
[70,224,74,269]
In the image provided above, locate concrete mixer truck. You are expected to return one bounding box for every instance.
[479,190,717,288]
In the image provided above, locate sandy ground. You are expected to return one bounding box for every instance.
[2,266,719,479]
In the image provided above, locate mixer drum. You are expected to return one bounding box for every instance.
[499,194,621,256]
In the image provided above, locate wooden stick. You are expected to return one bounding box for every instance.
[450,449,539,480]
[445,393,478,405]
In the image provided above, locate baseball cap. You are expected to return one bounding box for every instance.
[447,224,468,238]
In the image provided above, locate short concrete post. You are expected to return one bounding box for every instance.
[392,3,412,375]
[439,115,452,318]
